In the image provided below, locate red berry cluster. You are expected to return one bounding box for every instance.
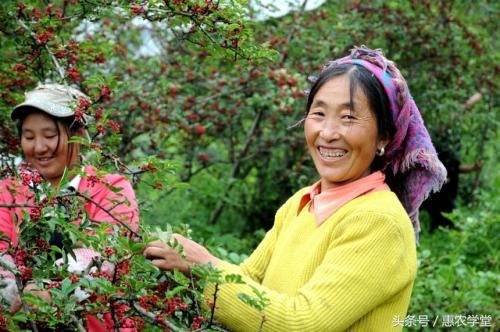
[0,310,8,328]
[100,85,111,100]
[14,249,34,282]
[35,238,50,251]
[90,271,112,281]
[18,265,33,282]
[47,281,62,289]
[69,274,80,284]
[19,163,43,186]
[29,204,42,221]
[14,250,28,266]
[34,30,53,46]
[191,315,206,329]
[115,260,130,276]
[106,120,120,133]
[104,246,115,257]
[67,68,82,82]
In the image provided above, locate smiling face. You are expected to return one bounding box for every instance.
[304,74,387,191]
[20,111,78,186]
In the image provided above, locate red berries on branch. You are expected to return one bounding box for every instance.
[193,124,206,135]
[67,67,82,82]
[34,31,53,46]
[100,85,111,99]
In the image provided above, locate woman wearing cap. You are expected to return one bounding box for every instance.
[143,46,446,331]
[0,84,139,327]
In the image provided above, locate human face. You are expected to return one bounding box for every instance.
[20,112,76,186]
[304,74,386,191]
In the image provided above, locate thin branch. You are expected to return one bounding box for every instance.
[209,108,265,225]
[132,302,181,332]
[16,19,66,82]
[189,270,201,317]
[207,283,219,328]
[258,314,266,332]
[0,203,36,208]
[70,314,86,332]
[70,191,141,239]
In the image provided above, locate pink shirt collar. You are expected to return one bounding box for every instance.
[297,171,390,225]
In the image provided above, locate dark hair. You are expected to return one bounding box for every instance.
[306,64,396,170]
[16,108,84,166]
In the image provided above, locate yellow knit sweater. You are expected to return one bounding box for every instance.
[205,188,417,331]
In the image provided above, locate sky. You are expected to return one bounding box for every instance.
[250,0,327,20]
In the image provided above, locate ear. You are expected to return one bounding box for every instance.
[377,138,390,151]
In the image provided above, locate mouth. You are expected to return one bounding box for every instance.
[317,146,347,161]
[35,157,55,166]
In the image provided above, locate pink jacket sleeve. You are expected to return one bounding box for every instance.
[0,178,26,252]
[80,168,140,231]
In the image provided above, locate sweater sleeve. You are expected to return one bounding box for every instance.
[205,211,415,332]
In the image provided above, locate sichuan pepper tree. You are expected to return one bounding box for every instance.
[0,0,274,330]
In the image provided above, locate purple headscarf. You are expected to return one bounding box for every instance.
[312,46,447,240]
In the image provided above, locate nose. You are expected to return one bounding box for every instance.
[33,138,50,155]
[319,118,342,141]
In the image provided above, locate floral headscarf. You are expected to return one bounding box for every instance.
[311,46,447,240]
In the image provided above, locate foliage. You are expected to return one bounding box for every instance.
[409,185,499,331]
[0,0,275,330]
[0,0,498,330]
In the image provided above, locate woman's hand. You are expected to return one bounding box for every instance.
[24,282,51,305]
[143,234,221,275]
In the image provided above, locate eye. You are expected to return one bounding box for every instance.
[341,114,356,120]
[308,110,324,117]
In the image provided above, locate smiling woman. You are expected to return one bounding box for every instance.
[18,110,80,187]
[142,46,447,331]
[304,73,386,190]
[0,84,139,330]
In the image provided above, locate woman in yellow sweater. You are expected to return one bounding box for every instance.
[143,46,446,331]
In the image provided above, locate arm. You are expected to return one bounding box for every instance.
[144,198,291,279]
[0,211,18,311]
[0,181,17,252]
[205,212,415,331]
[0,208,14,252]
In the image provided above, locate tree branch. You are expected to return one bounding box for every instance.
[69,191,141,239]
[0,203,36,208]
[132,302,181,332]
[209,108,265,224]
[207,283,219,328]
[16,19,67,82]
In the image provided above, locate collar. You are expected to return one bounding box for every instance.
[65,173,81,191]
[29,169,82,196]
[297,171,390,226]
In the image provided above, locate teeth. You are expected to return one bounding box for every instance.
[319,147,346,158]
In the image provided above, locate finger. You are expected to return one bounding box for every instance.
[150,259,171,271]
[172,233,185,242]
[146,240,167,248]
[143,246,165,259]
